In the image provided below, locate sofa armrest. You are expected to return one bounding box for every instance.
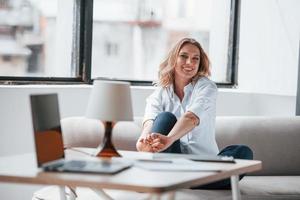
[61,117,104,148]
[113,121,141,151]
[216,116,300,176]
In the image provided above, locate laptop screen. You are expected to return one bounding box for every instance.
[30,94,65,167]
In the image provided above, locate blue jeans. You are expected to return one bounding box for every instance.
[151,112,254,190]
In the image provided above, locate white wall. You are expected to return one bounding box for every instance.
[238,0,300,96]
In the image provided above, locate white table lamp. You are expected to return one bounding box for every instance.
[86,80,133,157]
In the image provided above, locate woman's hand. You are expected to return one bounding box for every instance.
[150,133,175,152]
[137,133,175,153]
[136,137,155,152]
[136,120,155,152]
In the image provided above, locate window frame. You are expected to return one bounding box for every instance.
[0,0,240,87]
[87,0,241,87]
[0,0,92,85]
[223,0,240,88]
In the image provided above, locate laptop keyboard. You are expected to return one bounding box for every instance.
[44,159,132,174]
[62,160,113,170]
[64,160,88,168]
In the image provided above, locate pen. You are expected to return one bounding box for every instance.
[136,159,173,163]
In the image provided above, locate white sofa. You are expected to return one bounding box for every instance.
[33,116,300,200]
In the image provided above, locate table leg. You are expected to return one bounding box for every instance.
[148,191,175,200]
[150,194,161,200]
[231,175,241,200]
[59,186,67,200]
[67,186,77,200]
[166,191,176,200]
[92,188,114,200]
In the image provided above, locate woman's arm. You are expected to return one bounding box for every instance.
[151,111,199,152]
[136,120,154,152]
[168,111,199,140]
[137,88,164,152]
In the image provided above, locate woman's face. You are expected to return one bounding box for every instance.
[174,43,200,83]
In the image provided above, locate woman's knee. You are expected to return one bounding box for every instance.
[152,112,177,135]
[219,145,253,160]
[154,112,177,125]
[236,145,253,160]
[156,112,176,121]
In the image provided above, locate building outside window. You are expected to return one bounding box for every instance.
[92,0,236,84]
[0,0,77,79]
[0,0,238,86]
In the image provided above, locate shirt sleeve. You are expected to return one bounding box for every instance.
[143,87,164,124]
[186,80,217,122]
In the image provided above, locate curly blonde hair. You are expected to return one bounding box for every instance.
[158,38,210,87]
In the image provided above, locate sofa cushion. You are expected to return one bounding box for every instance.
[216,117,300,175]
[32,186,150,200]
[112,121,141,151]
[61,117,104,148]
[176,176,300,200]
[240,176,300,197]
[31,186,234,200]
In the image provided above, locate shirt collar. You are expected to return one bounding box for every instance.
[168,82,194,99]
[183,82,194,93]
[168,84,175,99]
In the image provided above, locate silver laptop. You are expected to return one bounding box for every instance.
[30,93,131,174]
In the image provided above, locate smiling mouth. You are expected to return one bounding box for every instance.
[183,67,194,72]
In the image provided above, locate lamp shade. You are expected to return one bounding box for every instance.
[85,80,133,122]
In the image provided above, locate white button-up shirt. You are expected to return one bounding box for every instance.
[144,77,219,155]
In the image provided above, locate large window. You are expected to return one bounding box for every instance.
[0,0,239,86]
[91,0,240,85]
[0,0,86,83]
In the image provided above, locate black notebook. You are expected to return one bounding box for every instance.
[153,152,235,163]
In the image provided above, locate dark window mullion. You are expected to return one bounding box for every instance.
[79,0,93,84]
[227,0,240,86]
[0,77,84,85]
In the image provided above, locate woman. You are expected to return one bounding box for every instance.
[136,38,253,189]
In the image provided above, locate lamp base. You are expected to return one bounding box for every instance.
[95,144,121,158]
[95,121,121,158]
